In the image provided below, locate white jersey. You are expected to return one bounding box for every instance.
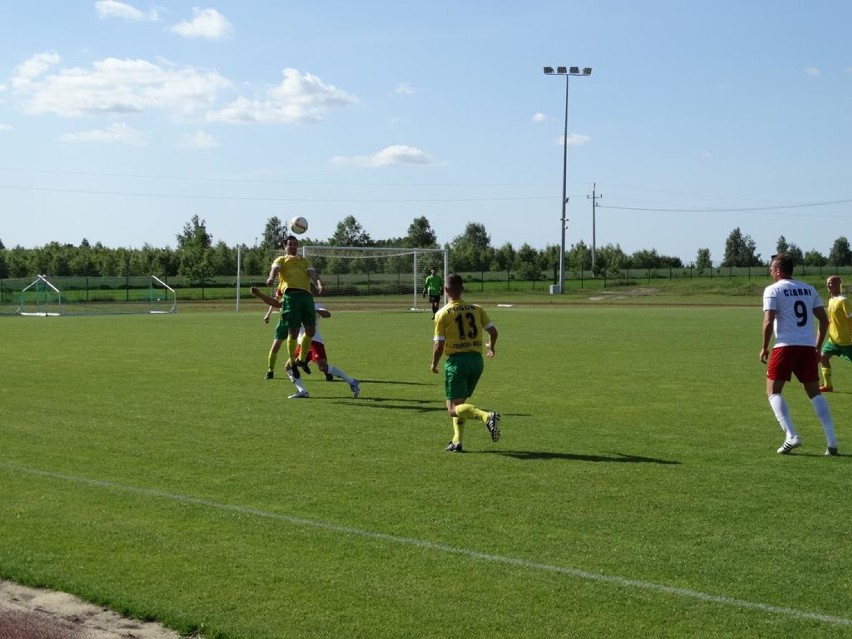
[762,278,823,347]
[297,302,325,344]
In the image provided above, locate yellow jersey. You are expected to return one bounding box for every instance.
[272,254,314,293]
[827,294,852,346]
[434,298,493,356]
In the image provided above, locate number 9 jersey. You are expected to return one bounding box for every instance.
[433,298,494,356]
[762,278,824,347]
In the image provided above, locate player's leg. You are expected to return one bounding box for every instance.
[819,343,835,391]
[266,337,283,379]
[766,347,798,453]
[447,354,500,445]
[802,351,838,454]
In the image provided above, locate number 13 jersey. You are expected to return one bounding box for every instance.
[434,298,494,356]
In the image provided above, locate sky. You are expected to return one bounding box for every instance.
[0,1,850,264]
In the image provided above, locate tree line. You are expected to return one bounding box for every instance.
[1,216,851,282]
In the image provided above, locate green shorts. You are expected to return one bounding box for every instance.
[821,339,852,363]
[444,352,484,401]
[274,290,317,339]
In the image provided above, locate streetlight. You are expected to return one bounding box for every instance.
[543,65,591,293]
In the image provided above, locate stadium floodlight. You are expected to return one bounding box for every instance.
[542,64,592,294]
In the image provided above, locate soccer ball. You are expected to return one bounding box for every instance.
[289,216,309,235]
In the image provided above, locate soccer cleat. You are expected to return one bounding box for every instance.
[265,370,274,380]
[777,436,802,454]
[350,379,360,398]
[288,390,309,399]
[819,385,834,393]
[445,442,463,452]
[325,372,334,382]
[295,359,311,375]
[826,447,839,456]
[485,412,501,442]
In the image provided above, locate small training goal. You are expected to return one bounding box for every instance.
[300,246,448,310]
[15,275,176,316]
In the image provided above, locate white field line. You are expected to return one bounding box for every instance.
[3,461,850,628]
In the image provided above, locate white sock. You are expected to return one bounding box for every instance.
[768,394,798,439]
[327,364,353,385]
[290,377,306,392]
[811,394,837,448]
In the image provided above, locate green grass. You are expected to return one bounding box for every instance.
[1,303,851,638]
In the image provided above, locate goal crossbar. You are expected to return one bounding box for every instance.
[300,246,448,310]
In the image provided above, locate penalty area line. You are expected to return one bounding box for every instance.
[2,461,850,628]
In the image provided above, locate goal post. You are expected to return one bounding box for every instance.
[300,246,448,310]
[149,275,177,314]
[19,275,62,316]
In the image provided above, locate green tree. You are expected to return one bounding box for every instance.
[261,216,287,251]
[493,242,517,275]
[515,243,543,280]
[567,240,591,272]
[176,215,213,250]
[695,248,712,273]
[404,216,438,248]
[722,227,761,267]
[803,249,827,267]
[0,248,8,279]
[448,222,492,272]
[331,215,372,247]
[775,235,790,255]
[828,237,852,266]
[596,243,628,275]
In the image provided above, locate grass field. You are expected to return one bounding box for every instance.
[1,300,850,638]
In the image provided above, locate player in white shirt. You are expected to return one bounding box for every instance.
[284,302,360,400]
[760,253,838,455]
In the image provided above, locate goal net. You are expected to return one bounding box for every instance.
[300,246,448,310]
[19,275,62,316]
[14,275,176,316]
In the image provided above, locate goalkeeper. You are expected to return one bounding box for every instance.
[422,267,443,319]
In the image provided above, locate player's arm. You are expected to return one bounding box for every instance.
[814,305,829,352]
[265,263,280,287]
[308,267,323,295]
[760,309,775,363]
[485,324,498,358]
[431,338,445,373]
[250,286,281,308]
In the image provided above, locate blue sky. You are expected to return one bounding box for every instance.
[1,1,850,264]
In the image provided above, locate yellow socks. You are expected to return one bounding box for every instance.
[821,366,833,389]
[286,335,298,364]
[298,333,312,362]
[452,417,465,444]
[456,403,487,423]
[268,349,278,371]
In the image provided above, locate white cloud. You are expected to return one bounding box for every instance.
[58,122,147,145]
[95,1,159,21]
[170,8,233,40]
[531,112,547,123]
[805,66,820,77]
[0,124,12,132]
[395,82,414,96]
[554,133,591,147]
[180,130,219,148]
[11,51,61,89]
[208,68,357,125]
[9,54,232,118]
[330,144,433,168]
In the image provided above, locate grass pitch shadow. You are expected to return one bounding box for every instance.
[484,450,681,465]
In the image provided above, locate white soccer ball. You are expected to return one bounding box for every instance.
[289,216,309,235]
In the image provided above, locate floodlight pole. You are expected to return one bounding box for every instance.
[543,66,591,293]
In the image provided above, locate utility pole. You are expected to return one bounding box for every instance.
[587,182,603,274]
